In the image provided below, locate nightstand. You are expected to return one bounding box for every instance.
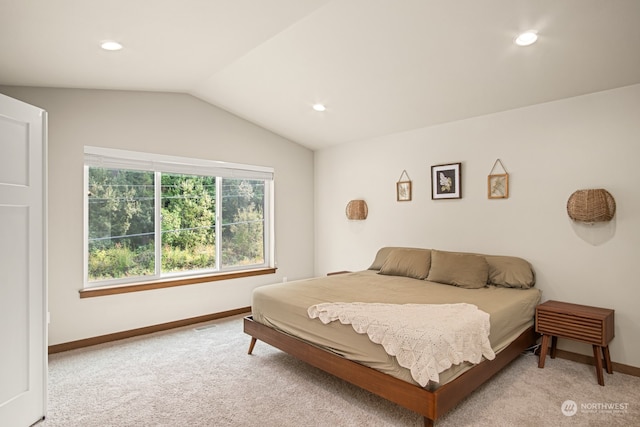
[536,300,614,386]
[327,271,352,276]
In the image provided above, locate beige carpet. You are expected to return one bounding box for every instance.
[41,315,639,426]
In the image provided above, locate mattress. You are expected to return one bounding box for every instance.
[252,270,541,389]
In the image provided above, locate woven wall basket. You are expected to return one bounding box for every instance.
[345,199,368,220]
[567,189,616,223]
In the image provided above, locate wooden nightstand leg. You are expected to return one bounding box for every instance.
[592,345,605,386]
[550,336,558,359]
[538,334,550,368]
[602,346,613,374]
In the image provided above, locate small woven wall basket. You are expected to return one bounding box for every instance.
[345,199,368,220]
[567,189,616,223]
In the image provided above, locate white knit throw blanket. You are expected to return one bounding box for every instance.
[307,302,495,387]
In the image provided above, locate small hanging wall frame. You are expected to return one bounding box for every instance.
[488,159,509,199]
[396,170,412,201]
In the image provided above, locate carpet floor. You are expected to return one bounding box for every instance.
[40,315,639,426]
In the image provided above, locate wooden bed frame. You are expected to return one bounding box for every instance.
[244,316,537,426]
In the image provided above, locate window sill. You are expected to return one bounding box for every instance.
[79,267,277,299]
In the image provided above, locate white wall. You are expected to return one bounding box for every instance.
[0,87,315,346]
[315,84,640,368]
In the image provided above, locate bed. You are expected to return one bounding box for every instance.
[244,247,541,426]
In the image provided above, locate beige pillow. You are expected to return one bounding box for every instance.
[485,255,535,289]
[427,250,489,289]
[368,247,400,270]
[378,248,432,280]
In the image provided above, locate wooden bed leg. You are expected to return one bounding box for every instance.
[423,416,434,427]
[247,337,257,355]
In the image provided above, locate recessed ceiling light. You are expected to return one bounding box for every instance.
[100,41,123,51]
[312,103,327,112]
[515,31,538,46]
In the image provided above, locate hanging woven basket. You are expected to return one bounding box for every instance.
[345,199,368,220]
[567,189,616,223]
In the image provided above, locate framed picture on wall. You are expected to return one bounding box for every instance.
[488,173,509,199]
[396,181,412,201]
[431,162,461,199]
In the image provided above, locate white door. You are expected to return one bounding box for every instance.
[0,93,47,426]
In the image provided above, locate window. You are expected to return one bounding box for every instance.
[84,147,274,288]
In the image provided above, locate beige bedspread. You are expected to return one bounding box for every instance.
[252,270,541,389]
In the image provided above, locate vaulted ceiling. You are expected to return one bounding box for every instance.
[2,0,639,150]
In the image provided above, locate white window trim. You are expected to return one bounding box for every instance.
[83,146,275,289]
[84,146,274,180]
